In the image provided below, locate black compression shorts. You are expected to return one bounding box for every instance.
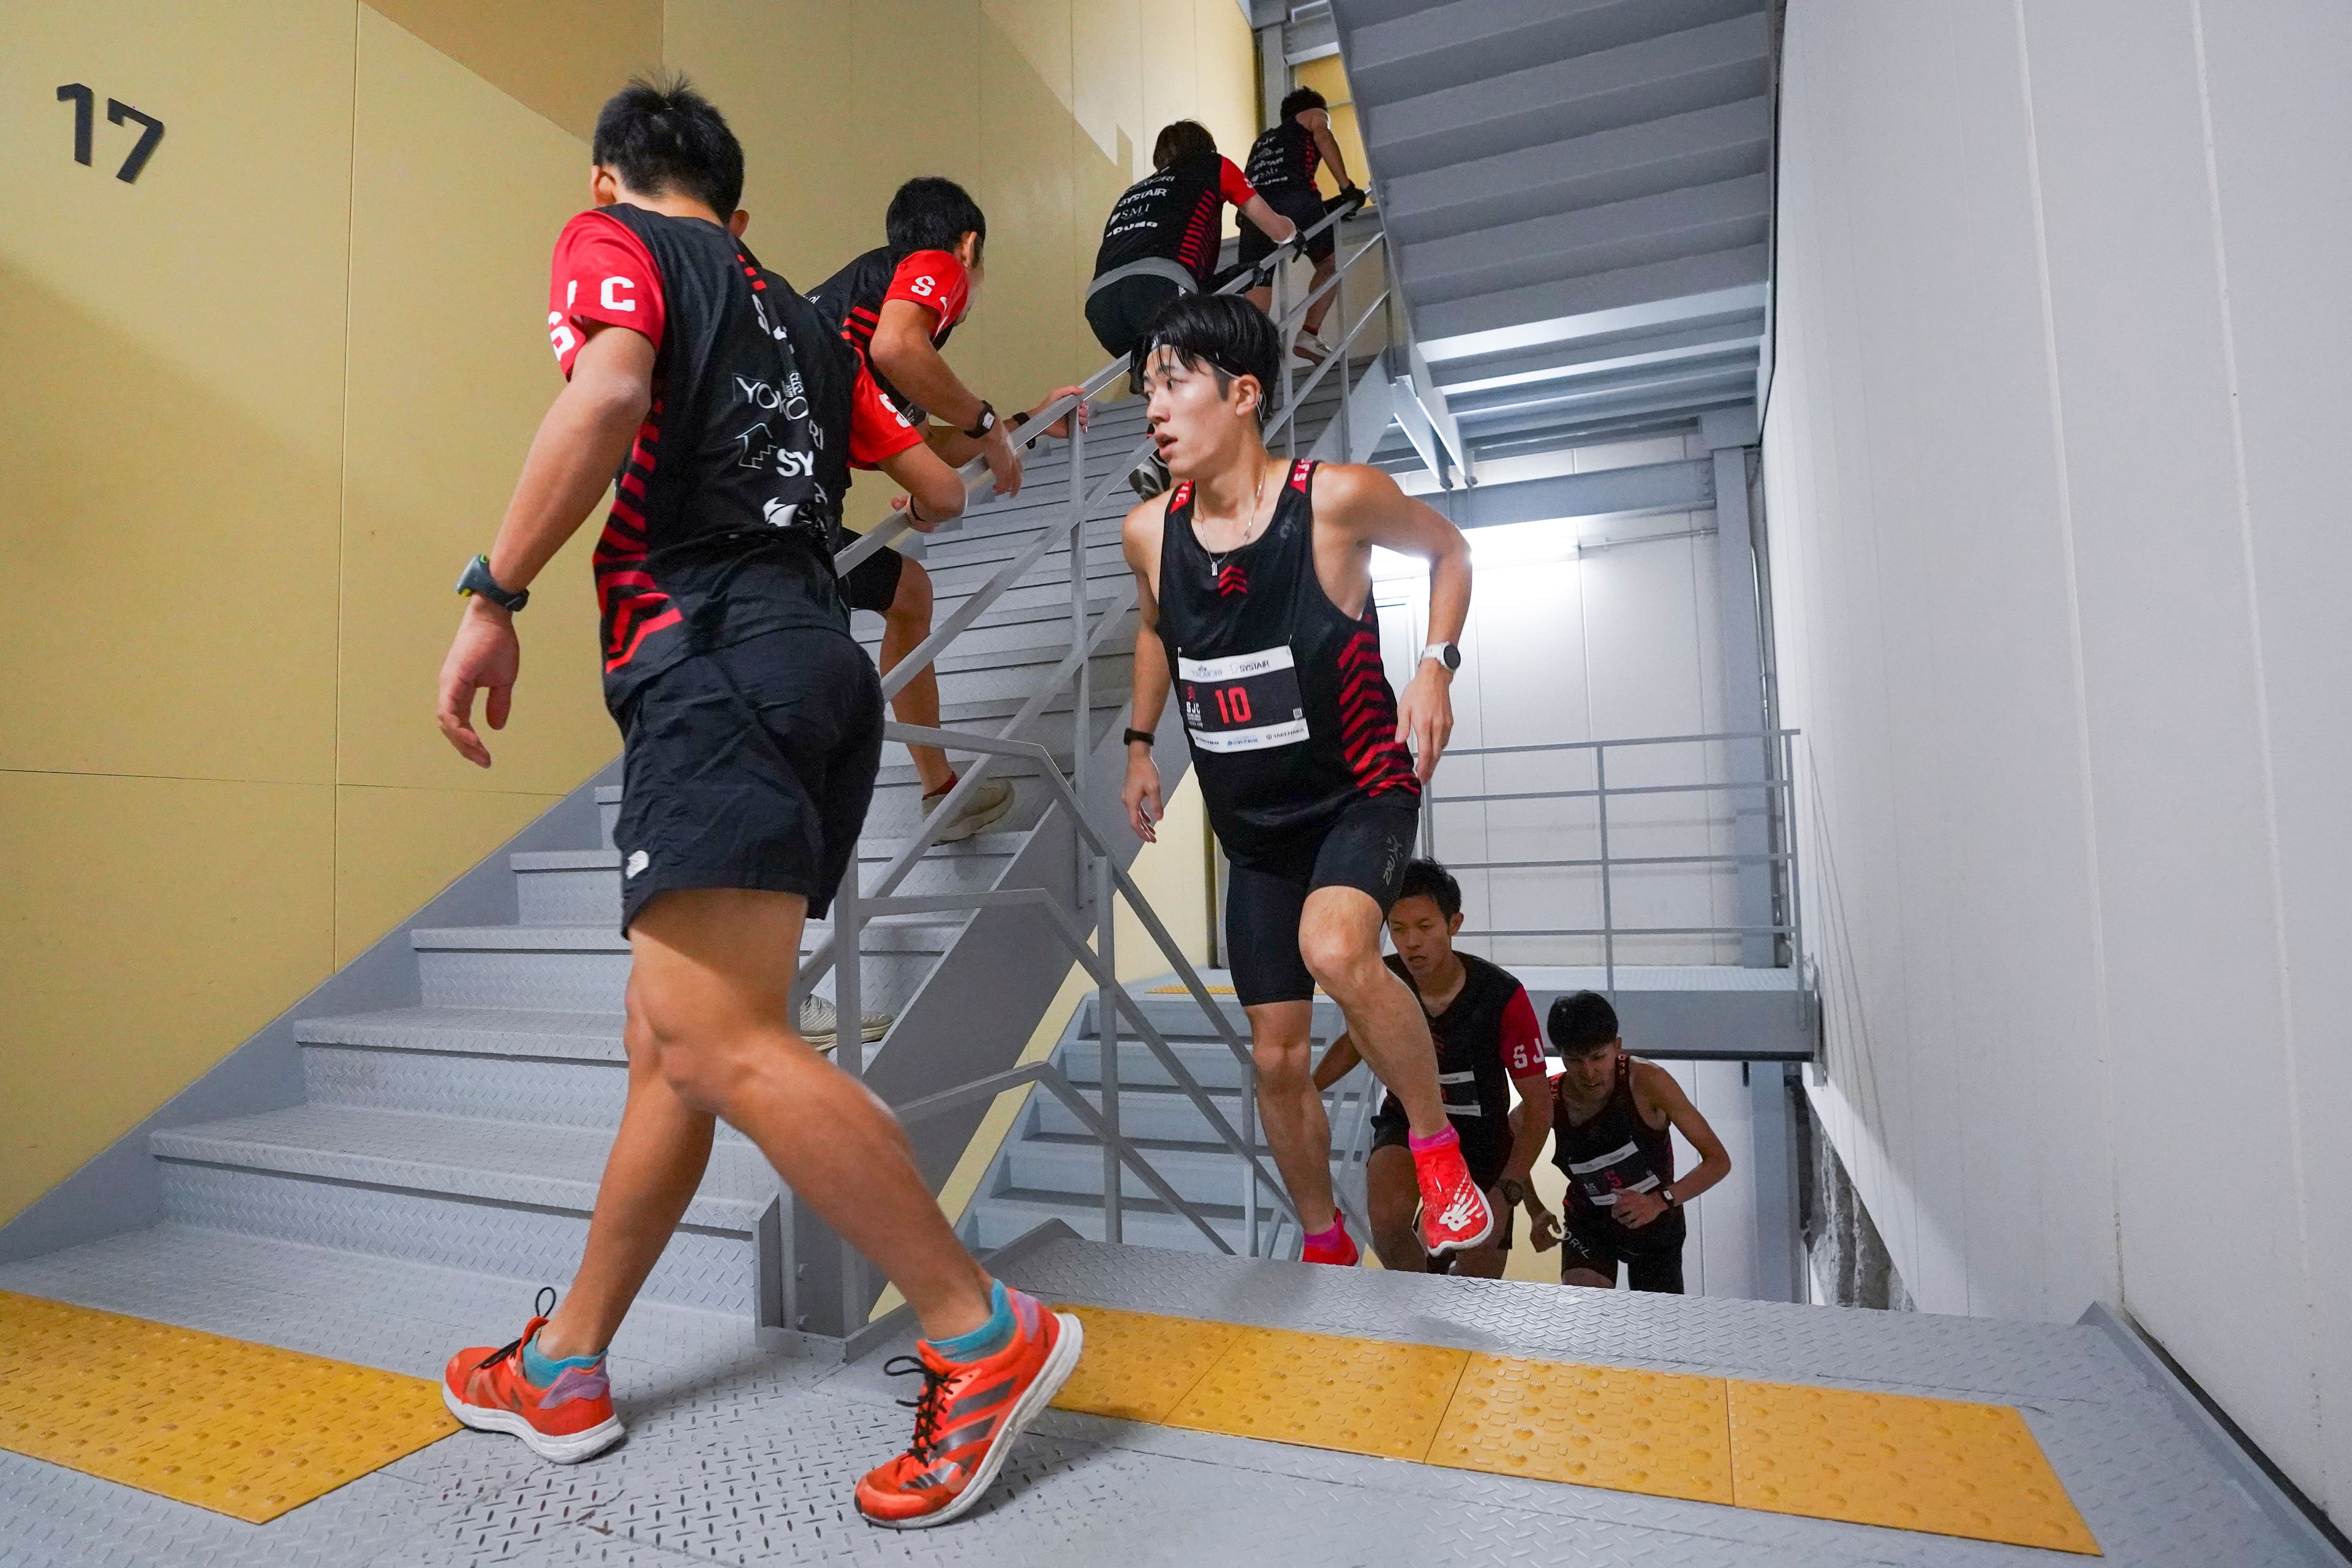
[612,627,884,933]
[1223,797,1419,1006]
[1559,1211,1687,1293]
[1086,272,1187,360]
[838,541,907,617]
[1239,187,1338,270]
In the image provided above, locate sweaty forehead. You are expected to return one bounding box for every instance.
[1388,894,1446,924]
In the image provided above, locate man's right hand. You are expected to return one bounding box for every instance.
[982,423,1025,497]
[437,600,520,768]
[1123,748,1163,842]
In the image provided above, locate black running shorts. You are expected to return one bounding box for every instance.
[1369,1117,1515,1253]
[1559,1210,1687,1294]
[1223,797,1419,1006]
[612,626,884,933]
[838,541,907,617]
[1239,187,1338,270]
[1086,272,1186,360]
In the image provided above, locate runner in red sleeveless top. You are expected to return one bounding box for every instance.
[1117,293,1491,1266]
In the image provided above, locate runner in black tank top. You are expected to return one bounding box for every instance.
[1240,87,1363,350]
[1117,292,1493,1267]
[1544,990,1736,1295]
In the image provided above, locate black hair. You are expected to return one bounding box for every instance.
[1153,119,1218,171]
[886,176,987,261]
[1548,990,1621,1053]
[1280,86,1329,123]
[592,73,744,217]
[1133,293,1281,426]
[1394,859,1461,922]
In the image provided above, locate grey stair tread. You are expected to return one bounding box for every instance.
[295,1006,625,1058]
[974,1187,1248,1227]
[149,1104,774,1230]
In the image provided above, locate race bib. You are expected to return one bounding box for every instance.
[1178,646,1310,754]
[1564,1139,1661,1207]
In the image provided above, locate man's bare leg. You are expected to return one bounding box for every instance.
[1244,999,1337,1234]
[1449,1196,1510,1278]
[1298,886,1449,1135]
[535,990,718,1359]
[613,887,991,1340]
[879,559,952,795]
[1363,1145,1424,1271]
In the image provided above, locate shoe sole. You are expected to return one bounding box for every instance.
[927,787,1016,846]
[442,1382,625,1464]
[864,1311,1085,1530]
[1422,1196,1496,1256]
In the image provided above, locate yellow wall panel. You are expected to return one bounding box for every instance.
[334,785,560,964]
[974,6,1085,398]
[663,1,859,287]
[0,772,335,1221]
[1294,55,1368,193]
[1191,0,1259,163]
[337,9,618,798]
[0,1,356,785]
[1139,0,1202,158]
[367,0,662,139]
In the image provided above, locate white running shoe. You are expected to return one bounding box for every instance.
[923,776,1015,845]
[1128,450,1171,500]
[801,996,891,1050]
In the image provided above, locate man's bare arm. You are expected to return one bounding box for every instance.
[1316,462,1471,779]
[1304,108,1355,192]
[1311,1033,1361,1092]
[1121,498,1174,840]
[437,325,653,767]
[870,299,986,431]
[1642,1063,1732,1204]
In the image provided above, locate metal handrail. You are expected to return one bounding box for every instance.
[1424,728,1804,995]
[797,194,1380,1300]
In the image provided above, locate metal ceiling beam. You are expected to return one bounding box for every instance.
[1362,12,1770,178]
[1400,173,1770,307]
[1348,0,1759,102]
[1434,320,1765,396]
[1379,98,1770,247]
[1432,458,1713,529]
[1416,246,1769,349]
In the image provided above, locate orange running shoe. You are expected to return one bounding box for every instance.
[1414,1130,1496,1255]
[442,1288,624,1464]
[855,1286,1082,1529]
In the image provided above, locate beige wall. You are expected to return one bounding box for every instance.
[2,1,1252,1227]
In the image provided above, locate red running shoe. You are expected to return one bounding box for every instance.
[442,1288,624,1464]
[1414,1133,1495,1254]
[1300,1215,1360,1267]
[856,1286,1083,1529]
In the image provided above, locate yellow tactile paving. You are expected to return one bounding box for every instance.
[1728,1379,2100,1555]
[1165,1324,1471,1461]
[1049,1305,1245,1423]
[1429,1353,1735,1504]
[1046,1304,2098,1554]
[0,1289,458,1523]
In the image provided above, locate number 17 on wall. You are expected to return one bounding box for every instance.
[57,85,165,184]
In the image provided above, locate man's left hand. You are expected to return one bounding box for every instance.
[1030,386,1090,440]
[1612,1189,1668,1229]
[1397,663,1455,783]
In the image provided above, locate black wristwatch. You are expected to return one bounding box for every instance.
[965,401,998,439]
[1123,728,1156,748]
[455,554,529,612]
[1496,1177,1528,1208]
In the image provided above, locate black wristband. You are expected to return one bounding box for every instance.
[1123,728,1155,748]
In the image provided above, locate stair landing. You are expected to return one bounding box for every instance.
[0,1227,2319,1567]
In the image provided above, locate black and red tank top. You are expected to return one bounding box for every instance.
[554,205,854,705]
[1245,119,1321,194]
[1156,460,1419,861]
[807,244,968,427]
[1092,153,1257,290]
[1376,953,1545,1171]
[1552,1057,1676,1223]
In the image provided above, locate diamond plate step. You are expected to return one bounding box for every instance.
[964,1188,1253,1253]
[1025,1082,1349,1149]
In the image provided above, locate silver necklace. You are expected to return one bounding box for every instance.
[1204,461,1275,581]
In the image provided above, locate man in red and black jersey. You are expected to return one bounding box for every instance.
[1240,86,1364,358]
[1118,293,1495,1268]
[812,178,1085,843]
[431,78,1080,1529]
[1314,861,1556,1277]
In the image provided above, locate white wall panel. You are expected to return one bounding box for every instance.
[1766,0,2346,1512]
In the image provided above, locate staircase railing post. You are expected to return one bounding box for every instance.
[1335,232,1350,461]
[1096,851,1121,1243]
[831,855,864,1331]
[1068,405,1090,904]
[1278,263,1297,464]
[1595,743,1616,998]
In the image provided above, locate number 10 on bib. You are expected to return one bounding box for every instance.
[1178,647,1310,753]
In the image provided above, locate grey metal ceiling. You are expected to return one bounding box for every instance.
[1327,0,1774,467]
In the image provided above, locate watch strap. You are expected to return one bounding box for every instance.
[1123,727,1156,748]
[1419,640,1459,671]
[456,554,529,612]
[965,400,997,439]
